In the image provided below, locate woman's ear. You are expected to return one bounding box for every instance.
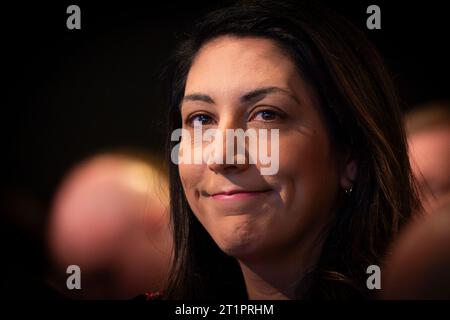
[340,158,357,189]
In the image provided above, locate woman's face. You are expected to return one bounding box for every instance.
[178,36,346,260]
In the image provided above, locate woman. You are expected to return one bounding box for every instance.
[163,0,421,299]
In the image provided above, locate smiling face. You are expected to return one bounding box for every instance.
[178,36,348,261]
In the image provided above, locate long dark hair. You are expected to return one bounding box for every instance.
[163,0,421,299]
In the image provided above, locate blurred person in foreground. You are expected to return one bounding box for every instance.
[382,201,450,299]
[381,102,450,299]
[47,150,172,299]
[406,102,450,214]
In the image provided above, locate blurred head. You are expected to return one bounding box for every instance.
[406,102,450,214]
[382,201,450,299]
[165,0,420,299]
[48,151,172,299]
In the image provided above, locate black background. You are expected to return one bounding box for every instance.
[1,0,449,298]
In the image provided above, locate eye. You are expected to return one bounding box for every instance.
[250,109,283,122]
[186,113,215,127]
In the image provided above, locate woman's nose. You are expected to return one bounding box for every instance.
[206,126,251,175]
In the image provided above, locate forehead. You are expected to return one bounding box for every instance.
[185,36,301,95]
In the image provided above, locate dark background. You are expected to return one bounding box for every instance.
[1,0,449,298]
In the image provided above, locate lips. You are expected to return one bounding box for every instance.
[208,189,272,200]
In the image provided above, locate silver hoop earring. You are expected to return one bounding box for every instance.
[345,186,353,195]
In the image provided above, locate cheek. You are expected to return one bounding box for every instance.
[279,130,330,175]
[178,163,204,208]
[179,163,199,191]
[276,130,340,213]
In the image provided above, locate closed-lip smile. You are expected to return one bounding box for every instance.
[208,188,272,200]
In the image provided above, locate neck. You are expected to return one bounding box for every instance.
[237,230,326,300]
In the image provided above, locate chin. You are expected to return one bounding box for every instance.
[220,243,262,260]
[214,224,265,259]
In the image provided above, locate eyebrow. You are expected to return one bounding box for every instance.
[241,86,300,104]
[182,93,215,104]
[181,86,300,106]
